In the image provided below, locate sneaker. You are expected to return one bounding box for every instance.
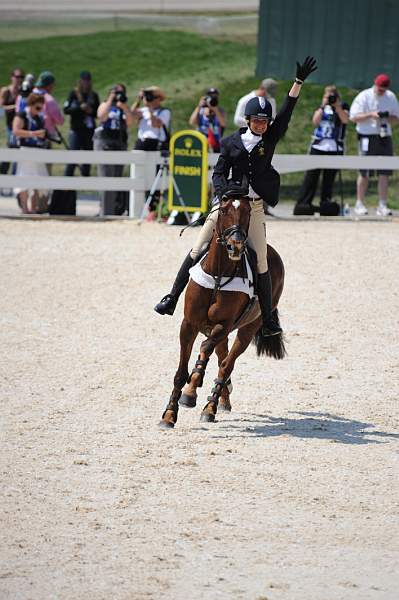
[376,203,392,217]
[354,200,368,216]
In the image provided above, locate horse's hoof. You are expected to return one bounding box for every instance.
[179,394,197,408]
[218,402,232,413]
[200,412,215,423]
[158,419,175,429]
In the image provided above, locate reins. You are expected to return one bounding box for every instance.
[179,206,219,237]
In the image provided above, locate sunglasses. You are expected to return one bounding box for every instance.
[13,74,24,79]
[32,104,44,110]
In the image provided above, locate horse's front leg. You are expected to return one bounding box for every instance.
[159,318,198,429]
[201,322,258,422]
[181,322,230,411]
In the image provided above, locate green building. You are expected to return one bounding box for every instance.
[256,0,399,90]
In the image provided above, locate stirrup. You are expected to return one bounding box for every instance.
[154,294,177,316]
[261,319,282,337]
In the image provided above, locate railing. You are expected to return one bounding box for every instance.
[1,148,399,217]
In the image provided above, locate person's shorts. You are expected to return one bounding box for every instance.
[358,134,393,176]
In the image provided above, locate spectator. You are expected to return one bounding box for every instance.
[189,87,226,152]
[131,86,171,151]
[94,83,133,215]
[234,78,277,128]
[33,71,64,138]
[63,70,100,177]
[12,93,49,214]
[0,68,25,183]
[350,73,399,216]
[294,85,349,215]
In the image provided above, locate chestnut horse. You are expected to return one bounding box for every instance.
[160,196,286,428]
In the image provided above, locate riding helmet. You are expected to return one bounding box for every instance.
[244,96,273,120]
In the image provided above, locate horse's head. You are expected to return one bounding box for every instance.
[216,196,251,261]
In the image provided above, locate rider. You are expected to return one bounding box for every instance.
[155,57,317,337]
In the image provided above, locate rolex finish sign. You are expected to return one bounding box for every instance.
[168,130,208,213]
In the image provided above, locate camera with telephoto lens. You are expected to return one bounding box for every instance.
[112,88,127,104]
[328,93,338,105]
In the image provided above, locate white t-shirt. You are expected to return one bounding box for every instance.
[138,106,171,141]
[234,90,277,128]
[350,87,399,135]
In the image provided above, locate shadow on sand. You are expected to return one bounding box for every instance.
[210,411,399,445]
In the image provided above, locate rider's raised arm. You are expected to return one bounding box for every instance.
[212,137,233,198]
[269,56,317,142]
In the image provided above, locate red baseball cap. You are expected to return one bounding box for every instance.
[374,74,390,88]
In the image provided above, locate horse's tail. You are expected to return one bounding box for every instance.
[253,309,286,360]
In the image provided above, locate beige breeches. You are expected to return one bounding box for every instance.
[190,199,268,273]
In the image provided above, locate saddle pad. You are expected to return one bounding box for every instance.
[189,254,255,298]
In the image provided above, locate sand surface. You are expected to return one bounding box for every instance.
[1,218,399,600]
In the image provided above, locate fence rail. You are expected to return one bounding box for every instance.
[1,147,399,217]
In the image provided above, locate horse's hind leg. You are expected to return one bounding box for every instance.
[160,318,198,429]
[215,339,232,413]
[200,322,258,422]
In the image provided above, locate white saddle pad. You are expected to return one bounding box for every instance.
[189,254,255,298]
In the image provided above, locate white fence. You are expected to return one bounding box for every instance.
[1,147,399,217]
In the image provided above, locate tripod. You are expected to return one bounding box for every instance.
[140,152,190,222]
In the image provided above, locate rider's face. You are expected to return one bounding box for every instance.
[250,117,269,135]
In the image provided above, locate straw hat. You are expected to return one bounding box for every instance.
[144,86,166,101]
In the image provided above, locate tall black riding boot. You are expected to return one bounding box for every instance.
[154,253,194,316]
[257,271,283,337]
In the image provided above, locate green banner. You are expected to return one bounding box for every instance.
[168,130,208,213]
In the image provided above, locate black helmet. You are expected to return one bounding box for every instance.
[244,96,273,120]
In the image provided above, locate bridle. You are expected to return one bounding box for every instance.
[216,201,249,261]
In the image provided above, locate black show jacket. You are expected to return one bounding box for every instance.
[212,95,297,207]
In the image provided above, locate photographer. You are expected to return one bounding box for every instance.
[94,83,133,216]
[189,87,226,152]
[12,93,50,214]
[294,85,349,215]
[350,74,399,216]
[0,68,24,181]
[131,86,171,151]
[63,70,100,177]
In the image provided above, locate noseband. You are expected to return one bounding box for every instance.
[217,224,247,247]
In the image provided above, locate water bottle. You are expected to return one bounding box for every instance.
[343,203,350,217]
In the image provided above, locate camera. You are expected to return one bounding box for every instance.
[328,93,338,105]
[143,89,156,102]
[112,89,127,104]
[378,110,390,119]
[204,94,218,107]
[328,94,338,104]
